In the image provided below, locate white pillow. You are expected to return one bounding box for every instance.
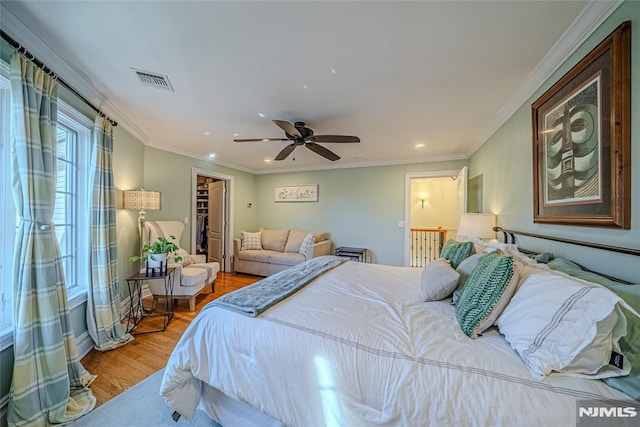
[240,231,262,250]
[497,266,631,379]
[421,258,460,302]
[172,248,193,266]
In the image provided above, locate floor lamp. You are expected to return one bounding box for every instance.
[123,189,161,266]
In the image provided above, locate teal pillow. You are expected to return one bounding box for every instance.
[455,252,518,338]
[440,239,474,269]
[526,251,552,263]
[549,258,640,400]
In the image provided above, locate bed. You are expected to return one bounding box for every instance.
[160,231,640,426]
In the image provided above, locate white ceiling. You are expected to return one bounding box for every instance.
[3,0,604,173]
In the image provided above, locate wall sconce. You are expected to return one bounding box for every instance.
[418,191,427,209]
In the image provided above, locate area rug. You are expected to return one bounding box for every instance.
[71,369,220,426]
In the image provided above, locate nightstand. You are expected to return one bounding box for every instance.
[335,247,370,263]
[126,267,176,334]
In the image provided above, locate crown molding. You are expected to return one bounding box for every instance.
[466,0,623,157]
[0,1,150,144]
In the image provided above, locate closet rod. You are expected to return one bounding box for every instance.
[1,29,117,127]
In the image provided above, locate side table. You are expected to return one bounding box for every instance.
[335,247,370,263]
[126,267,176,334]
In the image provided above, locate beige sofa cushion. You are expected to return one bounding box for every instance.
[260,228,290,252]
[269,252,305,267]
[284,229,309,253]
[238,249,279,263]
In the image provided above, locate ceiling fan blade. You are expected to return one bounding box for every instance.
[273,120,302,138]
[307,135,360,143]
[274,144,297,161]
[234,138,289,142]
[305,142,340,161]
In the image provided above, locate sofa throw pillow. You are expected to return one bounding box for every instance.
[172,248,193,266]
[496,266,631,379]
[421,259,460,302]
[452,253,485,305]
[440,239,474,269]
[260,228,290,252]
[299,233,315,258]
[240,231,262,250]
[284,229,309,253]
[455,251,518,338]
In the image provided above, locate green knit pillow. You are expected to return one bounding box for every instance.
[455,251,519,338]
[440,239,474,269]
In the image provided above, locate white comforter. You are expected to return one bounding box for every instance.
[161,261,632,426]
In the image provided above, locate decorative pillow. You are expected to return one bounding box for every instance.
[299,233,315,258]
[452,253,485,305]
[439,239,474,269]
[526,252,552,264]
[240,231,262,250]
[421,259,460,302]
[284,229,309,253]
[260,228,290,252]
[172,248,193,266]
[496,266,631,379]
[455,252,519,338]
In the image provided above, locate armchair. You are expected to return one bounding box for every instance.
[143,220,219,311]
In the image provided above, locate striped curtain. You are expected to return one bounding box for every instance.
[8,52,96,426]
[86,116,134,351]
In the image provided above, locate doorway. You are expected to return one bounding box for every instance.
[191,168,234,272]
[403,167,467,267]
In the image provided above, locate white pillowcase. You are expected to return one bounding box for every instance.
[421,259,460,302]
[496,266,631,379]
[240,231,262,250]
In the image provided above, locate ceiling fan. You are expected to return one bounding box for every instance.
[234,120,360,161]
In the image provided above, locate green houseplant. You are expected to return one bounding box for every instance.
[130,235,183,266]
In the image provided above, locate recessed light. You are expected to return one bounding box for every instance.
[303,84,308,89]
[264,159,272,163]
[204,131,211,135]
[208,153,216,159]
[330,68,336,74]
[233,133,239,137]
[261,138,270,142]
[415,143,425,148]
[258,113,265,118]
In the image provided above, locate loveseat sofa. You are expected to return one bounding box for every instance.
[233,228,332,276]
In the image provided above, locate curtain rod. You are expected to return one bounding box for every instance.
[1,29,117,127]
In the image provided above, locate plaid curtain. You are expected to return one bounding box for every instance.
[8,52,96,426]
[86,116,133,351]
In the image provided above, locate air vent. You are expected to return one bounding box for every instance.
[131,68,174,91]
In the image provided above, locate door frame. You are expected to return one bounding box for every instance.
[191,167,234,272]
[403,168,467,267]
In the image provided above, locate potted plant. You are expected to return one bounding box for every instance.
[130,236,183,272]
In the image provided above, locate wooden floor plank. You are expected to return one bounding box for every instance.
[81,271,259,407]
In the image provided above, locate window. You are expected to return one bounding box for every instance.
[0,65,92,341]
[0,67,12,334]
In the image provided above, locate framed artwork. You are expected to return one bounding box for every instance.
[532,21,630,229]
[274,184,318,202]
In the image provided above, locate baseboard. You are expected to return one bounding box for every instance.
[76,330,94,359]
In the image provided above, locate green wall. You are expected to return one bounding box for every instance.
[469,1,639,283]
[143,146,258,251]
[256,160,467,266]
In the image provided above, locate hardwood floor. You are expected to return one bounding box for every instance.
[81,271,259,407]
